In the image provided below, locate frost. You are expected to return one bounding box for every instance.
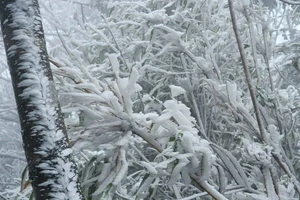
[168,157,189,185]
[268,124,283,153]
[141,9,167,24]
[107,53,120,73]
[140,161,158,175]
[61,148,73,157]
[226,81,238,108]
[170,85,186,98]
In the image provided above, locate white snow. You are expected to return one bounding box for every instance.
[170,85,186,98]
[140,161,158,175]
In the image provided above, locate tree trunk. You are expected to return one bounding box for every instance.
[0,0,83,199]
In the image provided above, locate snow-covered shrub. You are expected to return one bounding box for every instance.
[46,0,300,199]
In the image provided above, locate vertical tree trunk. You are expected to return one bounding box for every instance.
[0,0,83,199]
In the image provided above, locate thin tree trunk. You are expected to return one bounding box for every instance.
[0,0,83,199]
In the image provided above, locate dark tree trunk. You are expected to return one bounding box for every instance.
[0,0,83,199]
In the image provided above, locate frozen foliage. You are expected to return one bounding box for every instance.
[42,0,300,199]
[3,0,300,199]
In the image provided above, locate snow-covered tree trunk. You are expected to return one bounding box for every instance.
[0,0,83,199]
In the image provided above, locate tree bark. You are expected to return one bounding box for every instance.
[0,0,83,199]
